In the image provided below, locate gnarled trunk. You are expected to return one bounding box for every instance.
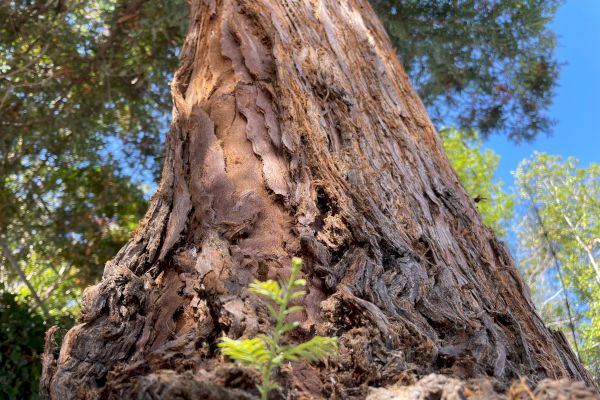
[41,0,594,398]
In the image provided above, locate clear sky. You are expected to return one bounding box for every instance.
[486,0,600,187]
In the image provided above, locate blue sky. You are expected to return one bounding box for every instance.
[486,0,600,187]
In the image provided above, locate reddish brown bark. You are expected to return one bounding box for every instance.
[41,0,595,398]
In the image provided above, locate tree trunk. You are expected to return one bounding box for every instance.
[41,0,595,398]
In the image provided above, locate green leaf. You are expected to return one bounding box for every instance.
[219,258,339,398]
[293,278,307,287]
[291,257,303,271]
[279,321,300,334]
[264,303,278,320]
[218,337,270,366]
[249,280,282,302]
[281,336,338,363]
[290,290,306,300]
[284,305,304,316]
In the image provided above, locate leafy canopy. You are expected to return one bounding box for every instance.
[0,288,48,400]
[373,0,561,141]
[440,128,514,237]
[0,0,187,313]
[515,153,600,382]
[442,137,599,383]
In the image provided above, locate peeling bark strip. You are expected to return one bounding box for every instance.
[42,0,595,398]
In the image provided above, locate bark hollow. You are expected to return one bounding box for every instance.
[41,0,594,398]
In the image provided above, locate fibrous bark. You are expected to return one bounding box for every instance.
[367,374,599,400]
[41,0,595,398]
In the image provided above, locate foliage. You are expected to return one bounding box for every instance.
[515,153,600,382]
[219,258,337,400]
[372,0,561,141]
[0,2,181,391]
[0,287,58,400]
[0,0,560,313]
[0,0,186,314]
[1,0,186,178]
[440,128,514,237]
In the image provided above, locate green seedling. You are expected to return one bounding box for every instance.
[218,257,337,400]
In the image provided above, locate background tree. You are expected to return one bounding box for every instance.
[439,134,600,383]
[373,0,561,141]
[439,128,514,237]
[0,287,47,400]
[515,153,600,382]
[1,2,184,393]
[0,0,185,319]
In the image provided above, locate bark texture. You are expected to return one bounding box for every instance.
[367,374,599,400]
[41,0,595,398]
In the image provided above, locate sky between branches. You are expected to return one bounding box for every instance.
[486,0,600,186]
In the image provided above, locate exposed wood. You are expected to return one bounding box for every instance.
[367,374,599,400]
[40,326,59,399]
[41,0,595,398]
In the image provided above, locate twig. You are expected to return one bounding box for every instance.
[0,236,50,318]
[524,185,581,362]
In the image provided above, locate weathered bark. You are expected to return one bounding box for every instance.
[41,0,595,398]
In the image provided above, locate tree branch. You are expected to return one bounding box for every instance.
[0,236,50,318]
[524,185,581,362]
[562,214,600,288]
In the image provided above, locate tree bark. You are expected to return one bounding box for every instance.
[41,0,595,398]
